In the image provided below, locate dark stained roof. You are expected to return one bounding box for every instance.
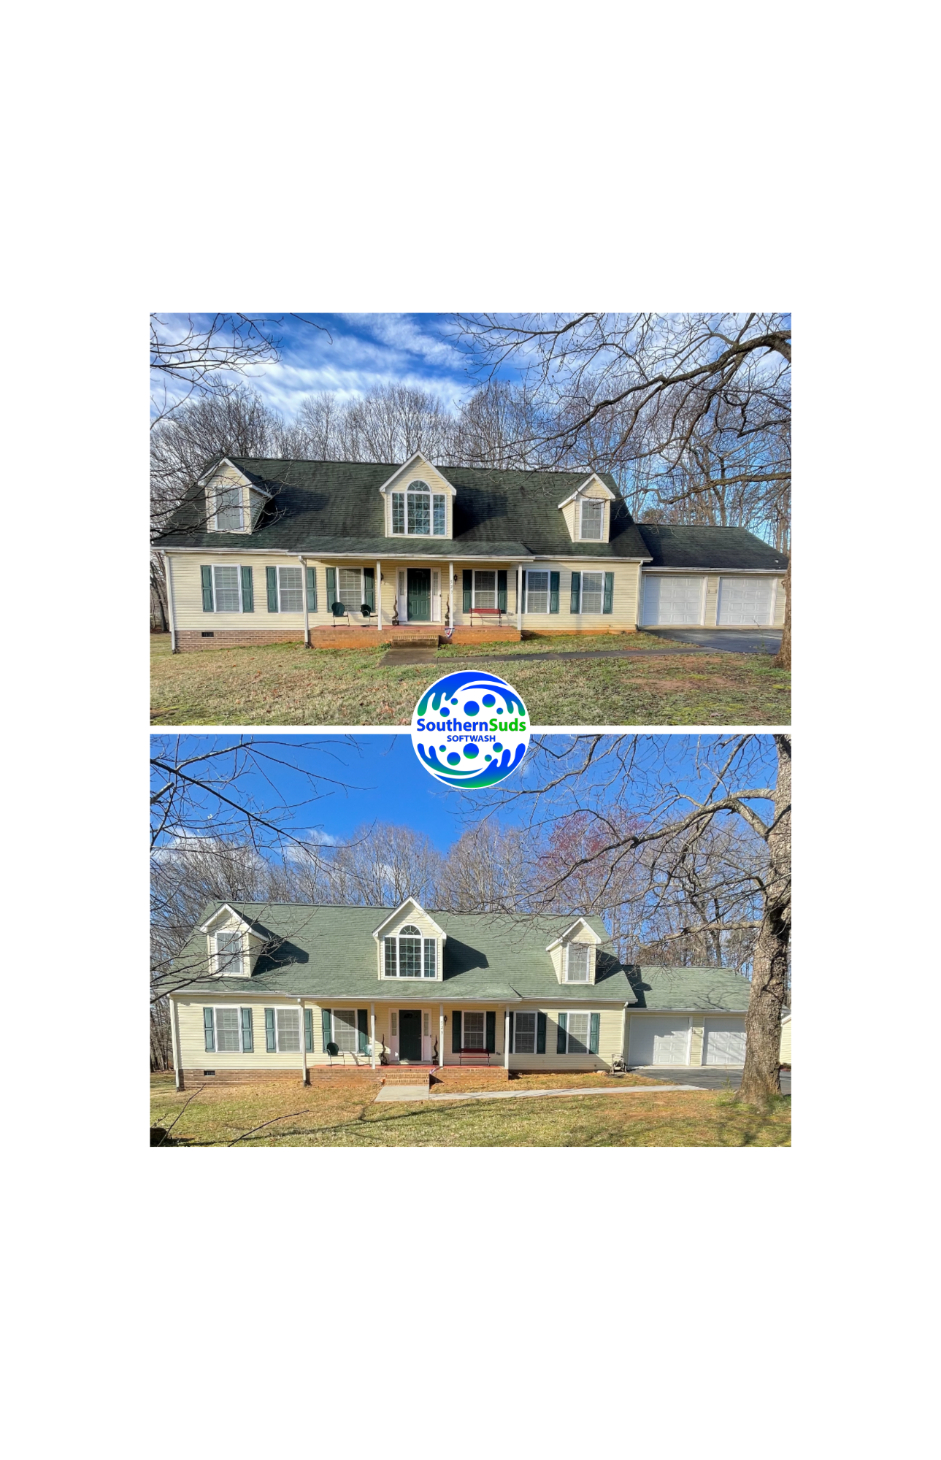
[156,457,652,560]
[637,523,788,571]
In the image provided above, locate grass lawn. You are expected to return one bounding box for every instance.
[150,1072,791,1148]
[150,634,790,726]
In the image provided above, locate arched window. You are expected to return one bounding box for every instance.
[383,924,438,978]
[391,480,447,536]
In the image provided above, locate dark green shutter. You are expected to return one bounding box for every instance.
[537,1012,547,1054]
[549,571,560,613]
[463,570,472,611]
[452,1010,462,1053]
[266,566,278,612]
[357,1009,369,1053]
[241,1007,253,1052]
[306,566,317,612]
[363,568,375,611]
[570,571,581,613]
[241,565,254,612]
[557,1011,567,1054]
[603,572,614,613]
[497,571,507,612]
[265,1008,276,1052]
[203,1007,215,1052]
[508,1011,515,1052]
[201,566,214,612]
[322,1008,332,1052]
[304,1008,313,1052]
[589,1012,600,1054]
[486,1011,496,1052]
[326,567,336,609]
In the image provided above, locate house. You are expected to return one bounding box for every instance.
[165,899,755,1087]
[780,1012,792,1065]
[155,453,788,651]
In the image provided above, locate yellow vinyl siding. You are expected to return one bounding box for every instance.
[506,1004,623,1071]
[689,1019,705,1066]
[560,479,612,544]
[773,577,786,628]
[516,561,640,632]
[382,459,454,539]
[206,465,255,534]
[704,575,720,627]
[780,1016,791,1063]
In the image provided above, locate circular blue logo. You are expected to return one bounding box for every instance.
[411,671,530,788]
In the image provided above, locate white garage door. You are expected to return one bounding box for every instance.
[642,575,705,626]
[717,577,775,626]
[629,1017,691,1066]
[703,1018,747,1065]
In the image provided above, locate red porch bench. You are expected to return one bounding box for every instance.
[468,607,504,625]
[458,1048,491,1066]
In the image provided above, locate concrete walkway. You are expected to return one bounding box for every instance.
[374,1083,691,1103]
[645,628,782,654]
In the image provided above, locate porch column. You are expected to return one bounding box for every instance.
[516,564,522,631]
[504,1008,510,1070]
[376,561,382,631]
[299,1000,308,1085]
[370,1003,376,1069]
[449,561,454,629]
[439,1003,444,1067]
[163,552,178,654]
[170,996,181,1090]
[298,554,310,647]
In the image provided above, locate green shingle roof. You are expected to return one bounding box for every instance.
[166,902,751,1013]
[637,523,788,571]
[156,457,652,560]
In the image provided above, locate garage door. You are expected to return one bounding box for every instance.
[703,1018,747,1065]
[717,577,775,626]
[642,575,705,626]
[628,1017,691,1066]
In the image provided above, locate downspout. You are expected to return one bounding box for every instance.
[376,561,382,633]
[297,555,310,647]
[296,997,309,1084]
[504,1008,510,1071]
[170,996,182,1089]
[371,1003,376,1069]
[163,552,178,654]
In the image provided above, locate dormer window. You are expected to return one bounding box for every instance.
[580,498,604,541]
[213,484,244,531]
[383,924,438,978]
[565,943,591,982]
[214,931,243,975]
[392,481,447,536]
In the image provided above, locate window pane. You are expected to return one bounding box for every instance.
[392,494,405,533]
[408,493,430,533]
[216,1008,241,1051]
[433,496,446,535]
[580,572,603,614]
[337,569,362,608]
[567,944,590,981]
[463,1011,485,1048]
[278,566,303,612]
[423,940,437,978]
[514,1011,536,1054]
[384,937,397,976]
[398,936,422,978]
[216,932,242,972]
[216,486,243,530]
[213,565,241,613]
[277,1008,300,1051]
[333,1009,358,1053]
[581,499,603,539]
[473,571,496,609]
[526,571,549,614]
[568,1012,590,1053]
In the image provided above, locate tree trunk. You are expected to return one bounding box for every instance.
[774,559,790,670]
[740,735,791,1101]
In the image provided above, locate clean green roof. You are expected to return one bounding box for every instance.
[165,902,752,1012]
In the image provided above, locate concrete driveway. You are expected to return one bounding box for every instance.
[633,1067,791,1093]
[645,628,782,654]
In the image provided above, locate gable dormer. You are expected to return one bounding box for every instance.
[378,452,455,540]
[199,458,271,534]
[372,898,447,981]
[558,474,617,545]
[199,904,264,977]
[546,918,605,984]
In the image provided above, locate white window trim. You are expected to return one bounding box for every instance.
[461,1009,488,1050]
[578,497,605,542]
[381,927,440,980]
[329,1008,362,1055]
[335,566,365,612]
[211,484,246,532]
[563,942,593,983]
[472,569,499,609]
[390,480,448,537]
[273,1005,302,1054]
[574,570,606,615]
[210,1005,250,1053]
[512,1009,539,1055]
[562,1009,596,1054]
[211,563,243,614]
[524,568,551,614]
[275,563,304,613]
[213,930,244,976]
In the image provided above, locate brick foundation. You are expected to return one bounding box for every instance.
[173,625,525,652]
[176,629,305,652]
[178,1066,382,1090]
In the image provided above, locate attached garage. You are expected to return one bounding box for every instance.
[717,576,776,626]
[703,1017,747,1065]
[641,575,705,626]
[629,1016,691,1066]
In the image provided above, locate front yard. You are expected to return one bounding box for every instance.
[150,634,790,726]
[150,1072,791,1148]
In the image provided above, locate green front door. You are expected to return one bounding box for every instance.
[399,1010,422,1061]
[407,568,431,622]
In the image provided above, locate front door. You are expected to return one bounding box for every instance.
[407,568,431,622]
[399,1009,423,1061]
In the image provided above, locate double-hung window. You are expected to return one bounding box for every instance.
[383,925,438,979]
[331,1009,359,1053]
[204,1006,253,1053]
[274,1008,300,1052]
[276,565,304,612]
[215,931,243,975]
[473,570,497,609]
[565,1011,591,1054]
[513,1011,537,1054]
[525,570,550,614]
[212,564,242,613]
[391,480,447,536]
[463,1011,486,1049]
[214,485,244,531]
[337,567,364,610]
[577,572,605,614]
[565,943,591,982]
[580,498,604,540]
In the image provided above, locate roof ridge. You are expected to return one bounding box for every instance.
[231,455,602,480]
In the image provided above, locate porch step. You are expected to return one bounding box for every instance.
[382,1067,432,1087]
[383,635,441,648]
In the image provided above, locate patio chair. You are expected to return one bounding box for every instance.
[331,601,350,627]
[360,602,373,623]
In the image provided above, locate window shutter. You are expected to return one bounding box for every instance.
[452,1010,462,1053]
[486,1011,496,1052]
[321,1008,331,1052]
[463,570,472,611]
[557,1011,567,1054]
[589,1012,600,1054]
[384,937,397,977]
[326,567,336,608]
[306,566,318,612]
[363,567,375,611]
[603,572,614,613]
[549,571,560,613]
[265,1008,276,1052]
[357,1009,369,1053]
[570,571,581,613]
[266,566,278,612]
[241,565,254,612]
[304,1008,313,1052]
[537,1012,547,1054]
[203,1007,215,1052]
[241,1007,253,1052]
[497,571,507,612]
[201,566,214,612]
